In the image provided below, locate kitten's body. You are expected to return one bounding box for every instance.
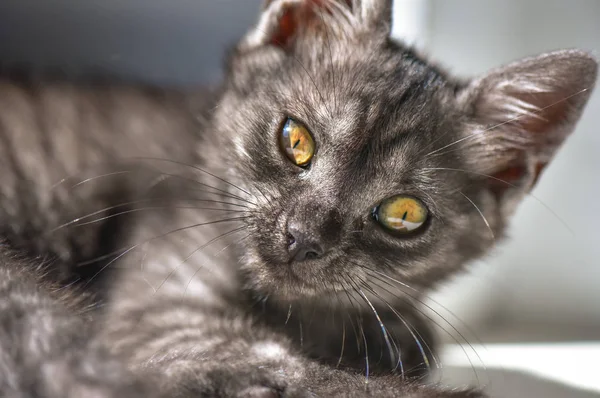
[0,78,464,397]
[0,1,596,397]
[0,68,452,398]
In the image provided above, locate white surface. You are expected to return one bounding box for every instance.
[442,343,600,393]
[392,0,431,49]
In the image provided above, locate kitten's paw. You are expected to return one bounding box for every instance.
[366,381,486,398]
[236,385,312,398]
[237,386,281,398]
[320,383,485,398]
[407,386,486,398]
[170,366,314,398]
[303,370,486,398]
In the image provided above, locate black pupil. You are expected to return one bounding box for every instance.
[372,206,380,221]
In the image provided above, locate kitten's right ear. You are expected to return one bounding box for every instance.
[457,49,597,216]
[240,0,392,51]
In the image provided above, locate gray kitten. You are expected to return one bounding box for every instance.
[0,0,596,397]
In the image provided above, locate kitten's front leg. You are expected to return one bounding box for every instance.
[103,302,482,398]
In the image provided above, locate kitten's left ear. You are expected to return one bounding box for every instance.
[458,50,597,211]
[240,0,392,50]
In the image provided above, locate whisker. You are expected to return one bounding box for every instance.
[214,233,250,257]
[358,280,435,374]
[83,217,248,286]
[354,295,403,373]
[63,167,256,206]
[52,161,254,204]
[252,184,273,207]
[340,282,369,383]
[362,275,467,381]
[68,170,133,189]
[285,304,293,325]
[423,167,574,235]
[459,191,495,240]
[76,247,129,267]
[51,277,82,293]
[179,226,248,298]
[132,157,255,198]
[139,241,155,292]
[424,87,591,158]
[50,164,130,190]
[360,317,370,385]
[337,315,346,367]
[50,198,251,233]
[332,287,362,353]
[147,171,257,205]
[156,226,248,293]
[356,265,486,386]
[361,267,498,370]
[368,278,486,386]
[73,207,249,229]
[351,278,401,378]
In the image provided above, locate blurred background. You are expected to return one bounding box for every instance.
[0,0,598,395]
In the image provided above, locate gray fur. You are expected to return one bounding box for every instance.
[0,0,596,397]
[0,245,154,398]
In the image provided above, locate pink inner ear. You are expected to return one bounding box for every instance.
[490,165,526,195]
[269,0,352,48]
[489,161,548,197]
[271,6,298,46]
[483,88,576,197]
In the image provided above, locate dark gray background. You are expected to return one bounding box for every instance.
[0,0,261,85]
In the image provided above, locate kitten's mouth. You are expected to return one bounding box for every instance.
[241,205,346,299]
[243,242,343,299]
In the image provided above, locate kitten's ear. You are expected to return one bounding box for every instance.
[459,50,597,212]
[240,0,392,50]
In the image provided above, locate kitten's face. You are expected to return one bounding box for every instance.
[209,0,596,301]
[217,41,489,299]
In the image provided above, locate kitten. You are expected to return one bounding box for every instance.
[0,0,596,397]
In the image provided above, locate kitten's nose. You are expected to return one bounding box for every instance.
[285,202,342,263]
[287,223,325,262]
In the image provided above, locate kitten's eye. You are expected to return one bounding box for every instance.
[373,195,428,235]
[279,117,315,167]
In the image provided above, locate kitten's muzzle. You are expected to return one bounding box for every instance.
[285,202,342,263]
[287,223,325,262]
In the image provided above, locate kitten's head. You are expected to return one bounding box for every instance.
[209,0,597,301]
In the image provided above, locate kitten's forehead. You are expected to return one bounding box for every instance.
[282,48,445,125]
[306,56,448,161]
[227,40,459,209]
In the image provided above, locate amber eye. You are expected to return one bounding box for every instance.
[373,195,428,235]
[279,117,315,167]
